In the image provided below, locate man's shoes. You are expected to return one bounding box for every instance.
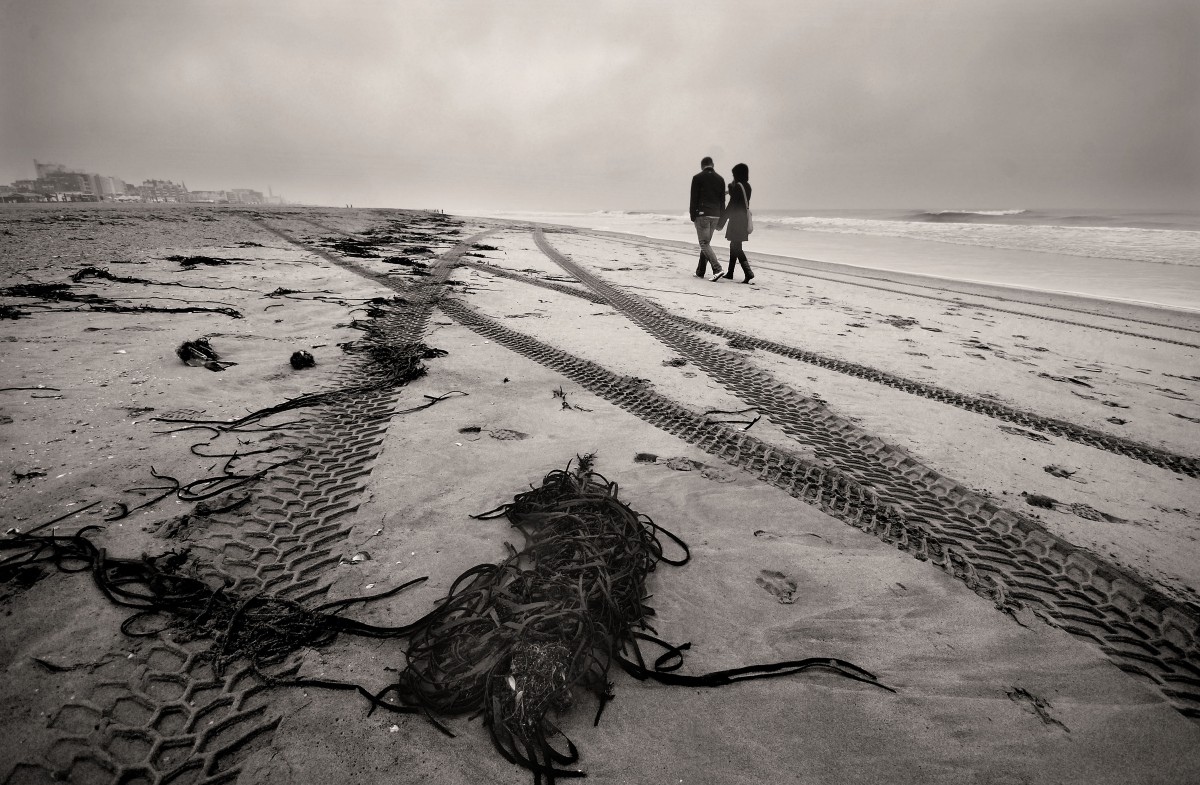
[722,273,734,279]
[695,272,705,278]
[744,275,755,285]
[711,272,724,281]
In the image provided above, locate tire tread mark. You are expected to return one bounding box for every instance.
[525,228,1200,721]
[8,216,490,785]
[457,256,1198,477]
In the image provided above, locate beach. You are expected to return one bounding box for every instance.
[2,203,1199,784]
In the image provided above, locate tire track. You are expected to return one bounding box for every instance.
[573,230,1200,348]
[517,228,1200,721]
[157,219,1200,726]
[458,256,1199,477]
[7,217,486,785]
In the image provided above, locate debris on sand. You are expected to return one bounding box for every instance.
[167,255,245,267]
[11,466,47,482]
[703,406,761,431]
[2,278,243,319]
[1023,492,1059,509]
[381,256,430,268]
[998,425,1052,443]
[552,385,593,412]
[0,530,431,692]
[2,458,893,783]
[1038,372,1093,388]
[157,316,457,433]
[2,281,107,304]
[383,457,891,780]
[290,350,316,370]
[177,338,235,371]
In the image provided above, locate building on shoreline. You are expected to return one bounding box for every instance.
[136,179,188,202]
[0,161,285,205]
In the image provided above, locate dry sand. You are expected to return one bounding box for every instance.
[1,203,1198,784]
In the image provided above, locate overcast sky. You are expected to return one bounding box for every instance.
[1,0,1196,212]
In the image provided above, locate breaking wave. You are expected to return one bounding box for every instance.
[915,209,1029,221]
[761,214,1200,267]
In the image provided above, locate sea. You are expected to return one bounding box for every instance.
[472,208,1200,312]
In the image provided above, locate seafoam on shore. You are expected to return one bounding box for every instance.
[471,207,1200,311]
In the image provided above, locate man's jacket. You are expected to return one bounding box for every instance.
[690,168,726,221]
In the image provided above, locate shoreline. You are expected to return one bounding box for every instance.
[464,211,1200,315]
[482,216,1200,327]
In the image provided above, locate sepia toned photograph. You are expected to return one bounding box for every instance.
[1,2,1198,783]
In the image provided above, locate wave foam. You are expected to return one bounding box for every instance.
[927,209,1028,217]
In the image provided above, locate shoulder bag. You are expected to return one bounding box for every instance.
[739,182,754,234]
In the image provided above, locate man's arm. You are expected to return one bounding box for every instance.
[689,174,700,222]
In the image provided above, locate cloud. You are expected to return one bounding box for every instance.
[1,0,1195,209]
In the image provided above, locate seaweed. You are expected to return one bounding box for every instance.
[380,458,892,782]
[1,278,242,319]
[290,350,316,369]
[177,337,236,371]
[0,529,434,708]
[2,456,892,783]
[166,255,245,267]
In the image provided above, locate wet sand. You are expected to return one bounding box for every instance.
[2,204,1199,784]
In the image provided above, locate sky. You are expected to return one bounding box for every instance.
[1,0,1197,212]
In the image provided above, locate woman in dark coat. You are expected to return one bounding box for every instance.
[717,162,754,283]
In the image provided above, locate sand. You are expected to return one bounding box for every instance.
[1,203,1198,784]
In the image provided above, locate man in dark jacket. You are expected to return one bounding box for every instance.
[689,156,726,278]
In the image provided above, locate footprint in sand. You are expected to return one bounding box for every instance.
[756,569,797,604]
[489,429,530,441]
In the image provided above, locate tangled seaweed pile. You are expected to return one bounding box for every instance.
[2,456,891,784]
[386,457,892,783]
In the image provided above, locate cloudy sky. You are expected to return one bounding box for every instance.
[1,0,1196,212]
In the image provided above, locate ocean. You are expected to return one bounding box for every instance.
[472,208,1200,312]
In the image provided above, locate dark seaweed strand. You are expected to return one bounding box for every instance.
[389,459,891,784]
[0,529,433,712]
[152,303,447,433]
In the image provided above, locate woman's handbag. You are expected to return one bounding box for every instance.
[739,182,754,234]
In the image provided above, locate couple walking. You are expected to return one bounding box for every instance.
[689,156,754,284]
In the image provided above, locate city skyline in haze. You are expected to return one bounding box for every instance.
[2,0,1196,213]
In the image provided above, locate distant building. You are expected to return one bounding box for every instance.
[97,176,127,199]
[0,161,279,206]
[186,190,227,203]
[137,179,188,202]
[38,171,99,201]
[0,189,46,203]
[226,188,263,204]
[34,160,67,179]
